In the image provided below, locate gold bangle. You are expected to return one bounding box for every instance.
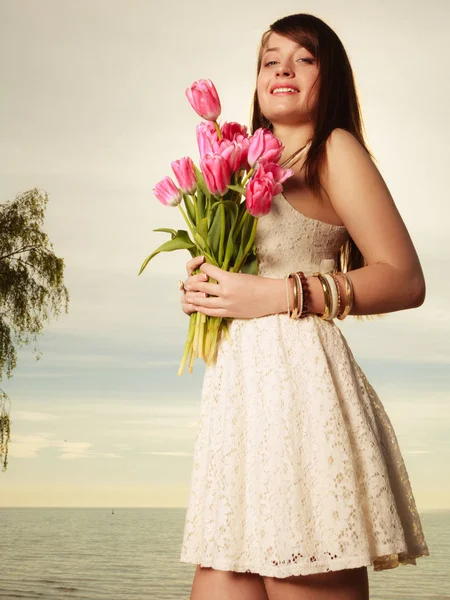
[330,273,342,318]
[337,273,354,320]
[294,273,303,318]
[289,273,299,319]
[285,275,291,317]
[313,272,332,320]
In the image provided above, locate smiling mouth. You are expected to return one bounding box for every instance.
[271,88,300,95]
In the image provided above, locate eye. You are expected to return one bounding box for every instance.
[264,58,314,67]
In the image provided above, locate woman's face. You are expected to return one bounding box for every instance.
[257,32,320,126]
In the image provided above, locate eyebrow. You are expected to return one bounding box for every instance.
[262,46,305,55]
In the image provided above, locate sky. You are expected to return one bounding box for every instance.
[0,0,449,508]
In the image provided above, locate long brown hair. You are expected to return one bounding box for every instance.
[250,13,383,320]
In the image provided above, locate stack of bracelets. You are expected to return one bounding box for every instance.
[285,270,354,321]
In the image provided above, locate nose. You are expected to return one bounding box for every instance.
[275,63,294,77]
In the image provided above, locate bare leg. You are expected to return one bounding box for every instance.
[263,566,369,600]
[190,565,270,600]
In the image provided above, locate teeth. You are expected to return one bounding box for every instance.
[272,87,299,94]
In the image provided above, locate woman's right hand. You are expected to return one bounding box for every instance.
[180,255,207,316]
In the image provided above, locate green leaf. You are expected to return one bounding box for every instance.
[226,184,247,196]
[197,215,209,241]
[208,203,222,258]
[196,188,205,221]
[183,195,196,226]
[138,230,195,275]
[220,202,240,270]
[222,201,239,228]
[153,228,177,238]
[193,231,210,254]
[193,164,210,198]
[240,250,258,274]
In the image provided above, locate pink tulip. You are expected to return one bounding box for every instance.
[236,138,250,171]
[245,170,275,217]
[247,128,284,168]
[259,163,294,195]
[221,121,249,141]
[185,79,221,121]
[171,157,197,195]
[196,121,220,159]
[200,154,231,196]
[153,176,182,207]
[216,139,240,173]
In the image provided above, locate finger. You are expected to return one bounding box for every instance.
[199,263,224,279]
[193,305,228,318]
[186,280,218,295]
[186,291,211,303]
[185,271,209,291]
[186,255,205,277]
[181,300,197,315]
[187,294,223,308]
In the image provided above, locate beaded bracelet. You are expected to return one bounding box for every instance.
[296,271,310,318]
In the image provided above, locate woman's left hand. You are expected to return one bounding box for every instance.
[184,263,273,319]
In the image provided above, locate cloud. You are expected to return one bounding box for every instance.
[112,444,133,451]
[59,442,93,460]
[9,434,92,459]
[13,411,60,422]
[141,451,192,457]
[89,452,122,459]
[8,434,126,461]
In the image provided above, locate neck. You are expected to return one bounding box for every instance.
[271,122,315,165]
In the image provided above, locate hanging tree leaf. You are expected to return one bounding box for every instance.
[0,188,69,471]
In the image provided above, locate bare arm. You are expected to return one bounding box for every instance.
[318,128,426,315]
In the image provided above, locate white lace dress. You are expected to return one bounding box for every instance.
[180,192,429,577]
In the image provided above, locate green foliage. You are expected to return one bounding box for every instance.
[138,229,197,275]
[0,188,70,471]
[0,390,11,472]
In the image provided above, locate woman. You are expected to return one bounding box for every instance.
[179,13,429,600]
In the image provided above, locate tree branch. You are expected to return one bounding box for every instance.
[0,245,38,261]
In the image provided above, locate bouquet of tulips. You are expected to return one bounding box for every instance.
[139,79,293,375]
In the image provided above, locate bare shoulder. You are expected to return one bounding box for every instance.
[323,128,370,178]
[320,127,423,280]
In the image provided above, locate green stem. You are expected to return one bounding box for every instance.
[218,203,225,264]
[190,193,198,226]
[192,311,199,362]
[214,121,222,140]
[199,313,207,359]
[195,310,203,358]
[178,313,196,376]
[177,204,196,239]
[240,167,255,187]
[207,317,223,365]
[234,209,248,241]
[233,216,258,273]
